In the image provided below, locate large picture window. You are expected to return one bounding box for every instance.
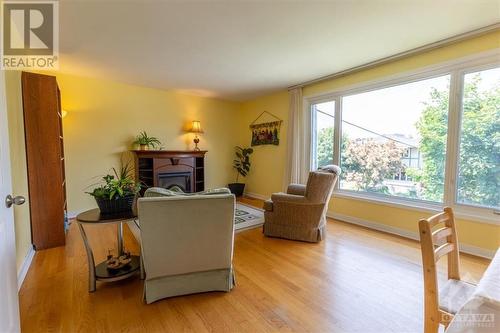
[340,75,450,202]
[309,56,500,221]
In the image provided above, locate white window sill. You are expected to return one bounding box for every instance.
[332,190,500,226]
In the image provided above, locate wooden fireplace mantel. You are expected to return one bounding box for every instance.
[131,150,207,158]
[132,150,207,193]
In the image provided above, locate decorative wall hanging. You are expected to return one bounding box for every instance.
[249,111,283,146]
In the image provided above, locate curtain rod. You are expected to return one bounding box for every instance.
[288,23,500,90]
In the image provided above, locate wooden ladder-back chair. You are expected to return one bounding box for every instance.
[418,207,476,333]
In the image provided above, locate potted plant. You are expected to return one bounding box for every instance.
[228,146,253,197]
[133,131,162,150]
[87,163,141,214]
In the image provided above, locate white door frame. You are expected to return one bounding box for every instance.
[0,69,21,333]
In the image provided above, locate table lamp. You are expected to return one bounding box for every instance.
[189,120,203,151]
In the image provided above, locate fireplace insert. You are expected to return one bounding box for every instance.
[157,172,192,192]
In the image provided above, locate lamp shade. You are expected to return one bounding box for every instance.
[189,120,203,134]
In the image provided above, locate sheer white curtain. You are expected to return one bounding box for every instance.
[283,87,309,190]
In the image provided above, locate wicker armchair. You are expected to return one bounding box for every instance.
[263,165,341,242]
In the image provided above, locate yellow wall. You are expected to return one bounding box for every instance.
[331,198,499,252]
[239,31,500,253]
[5,72,241,272]
[237,91,289,195]
[5,71,32,272]
[55,73,241,213]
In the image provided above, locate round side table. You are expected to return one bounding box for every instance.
[76,208,143,292]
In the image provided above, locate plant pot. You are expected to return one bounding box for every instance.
[139,144,148,150]
[95,195,135,215]
[228,183,245,197]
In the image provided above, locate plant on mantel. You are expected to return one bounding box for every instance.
[133,131,162,150]
[228,146,253,197]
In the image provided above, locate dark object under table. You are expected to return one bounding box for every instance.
[76,208,144,292]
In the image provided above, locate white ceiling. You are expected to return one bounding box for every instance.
[59,0,500,101]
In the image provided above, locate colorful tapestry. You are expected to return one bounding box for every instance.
[250,120,281,146]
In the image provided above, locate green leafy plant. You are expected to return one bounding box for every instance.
[133,131,162,149]
[87,163,141,200]
[233,146,253,183]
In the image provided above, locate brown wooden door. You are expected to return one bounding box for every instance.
[22,72,66,249]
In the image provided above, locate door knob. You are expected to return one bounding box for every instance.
[5,195,26,208]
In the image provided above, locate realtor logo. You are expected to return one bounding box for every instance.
[1,0,59,69]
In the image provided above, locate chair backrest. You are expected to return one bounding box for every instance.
[418,207,460,328]
[419,207,460,280]
[138,194,235,280]
[304,165,340,203]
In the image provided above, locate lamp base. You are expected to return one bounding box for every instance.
[193,136,200,151]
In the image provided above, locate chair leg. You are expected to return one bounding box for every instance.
[424,307,440,333]
[424,319,439,333]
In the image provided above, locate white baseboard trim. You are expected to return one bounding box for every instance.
[243,191,269,201]
[459,243,497,260]
[17,246,35,291]
[328,211,496,259]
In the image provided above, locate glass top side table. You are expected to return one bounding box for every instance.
[76,208,143,292]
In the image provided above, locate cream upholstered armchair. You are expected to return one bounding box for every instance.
[137,192,235,304]
[263,165,341,242]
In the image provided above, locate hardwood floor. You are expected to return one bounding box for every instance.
[238,196,264,208]
[19,199,490,333]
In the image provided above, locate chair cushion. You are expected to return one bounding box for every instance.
[144,187,185,197]
[144,187,231,197]
[287,184,306,196]
[318,165,341,175]
[439,279,476,314]
[263,200,273,212]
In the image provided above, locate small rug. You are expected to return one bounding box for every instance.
[235,203,264,231]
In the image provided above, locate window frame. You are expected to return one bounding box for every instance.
[310,99,337,170]
[307,50,500,225]
[450,63,500,220]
